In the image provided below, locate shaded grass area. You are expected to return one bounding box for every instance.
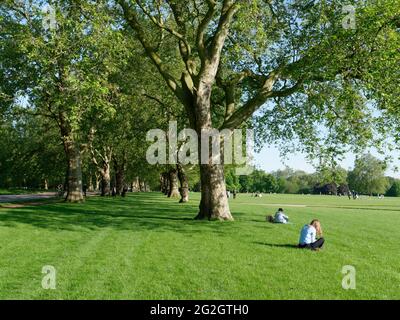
[0,198,61,208]
[0,193,399,300]
[0,189,47,195]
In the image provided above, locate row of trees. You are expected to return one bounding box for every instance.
[1,1,399,220]
[223,154,397,196]
[0,0,182,198]
[160,165,190,203]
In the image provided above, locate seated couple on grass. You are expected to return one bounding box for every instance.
[267,210,325,251]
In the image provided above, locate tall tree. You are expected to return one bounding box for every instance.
[0,112,65,189]
[116,0,398,220]
[386,180,400,197]
[315,163,348,186]
[0,0,126,201]
[348,154,389,195]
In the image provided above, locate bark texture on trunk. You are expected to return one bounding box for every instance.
[95,173,101,191]
[159,174,163,192]
[168,168,180,198]
[132,177,140,192]
[59,114,83,202]
[115,171,124,196]
[113,154,127,196]
[177,164,189,203]
[192,80,233,220]
[88,175,94,192]
[160,173,165,193]
[65,141,84,202]
[195,163,233,221]
[139,177,145,192]
[100,163,111,197]
[91,147,112,197]
[161,172,170,195]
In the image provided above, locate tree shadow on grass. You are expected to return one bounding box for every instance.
[253,241,299,249]
[0,194,241,235]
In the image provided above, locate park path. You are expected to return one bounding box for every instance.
[238,202,307,208]
[0,192,57,203]
[0,192,98,208]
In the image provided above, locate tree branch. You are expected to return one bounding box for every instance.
[200,0,238,80]
[135,0,192,61]
[196,0,216,61]
[270,80,304,98]
[220,69,281,130]
[117,0,184,103]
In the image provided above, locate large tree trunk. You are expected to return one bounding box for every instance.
[65,141,84,202]
[91,147,112,197]
[161,171,170,195]
[88,174,94,192]
[177,164,189,203]
[115,170,124,196]
[195,163,233,220]
[160,173,165,193]
[132,177,140,192]
[193,79,233,221]
[59,118,83,202]
[168,168,180,198]
[114,161,125,196]
[164,172,170,195]
[113,154,127,196]
[95,172,101,191]
[100,163,111,196]
[139,177,145,192]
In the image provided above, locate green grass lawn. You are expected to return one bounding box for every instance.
[0,192,399,300]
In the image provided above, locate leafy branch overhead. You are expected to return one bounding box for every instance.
[117,0,399,143]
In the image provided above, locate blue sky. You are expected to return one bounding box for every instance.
[254,145,400,178]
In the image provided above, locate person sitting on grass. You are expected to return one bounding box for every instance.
[298,219,325,251]
[267,208,289,224]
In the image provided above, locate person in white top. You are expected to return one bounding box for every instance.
[266,208,289,224]
[298,219,325,250]
[274,208,289,224]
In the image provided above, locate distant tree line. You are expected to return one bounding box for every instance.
[222,154,399,197]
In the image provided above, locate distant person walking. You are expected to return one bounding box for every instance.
[298,219,325,251]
